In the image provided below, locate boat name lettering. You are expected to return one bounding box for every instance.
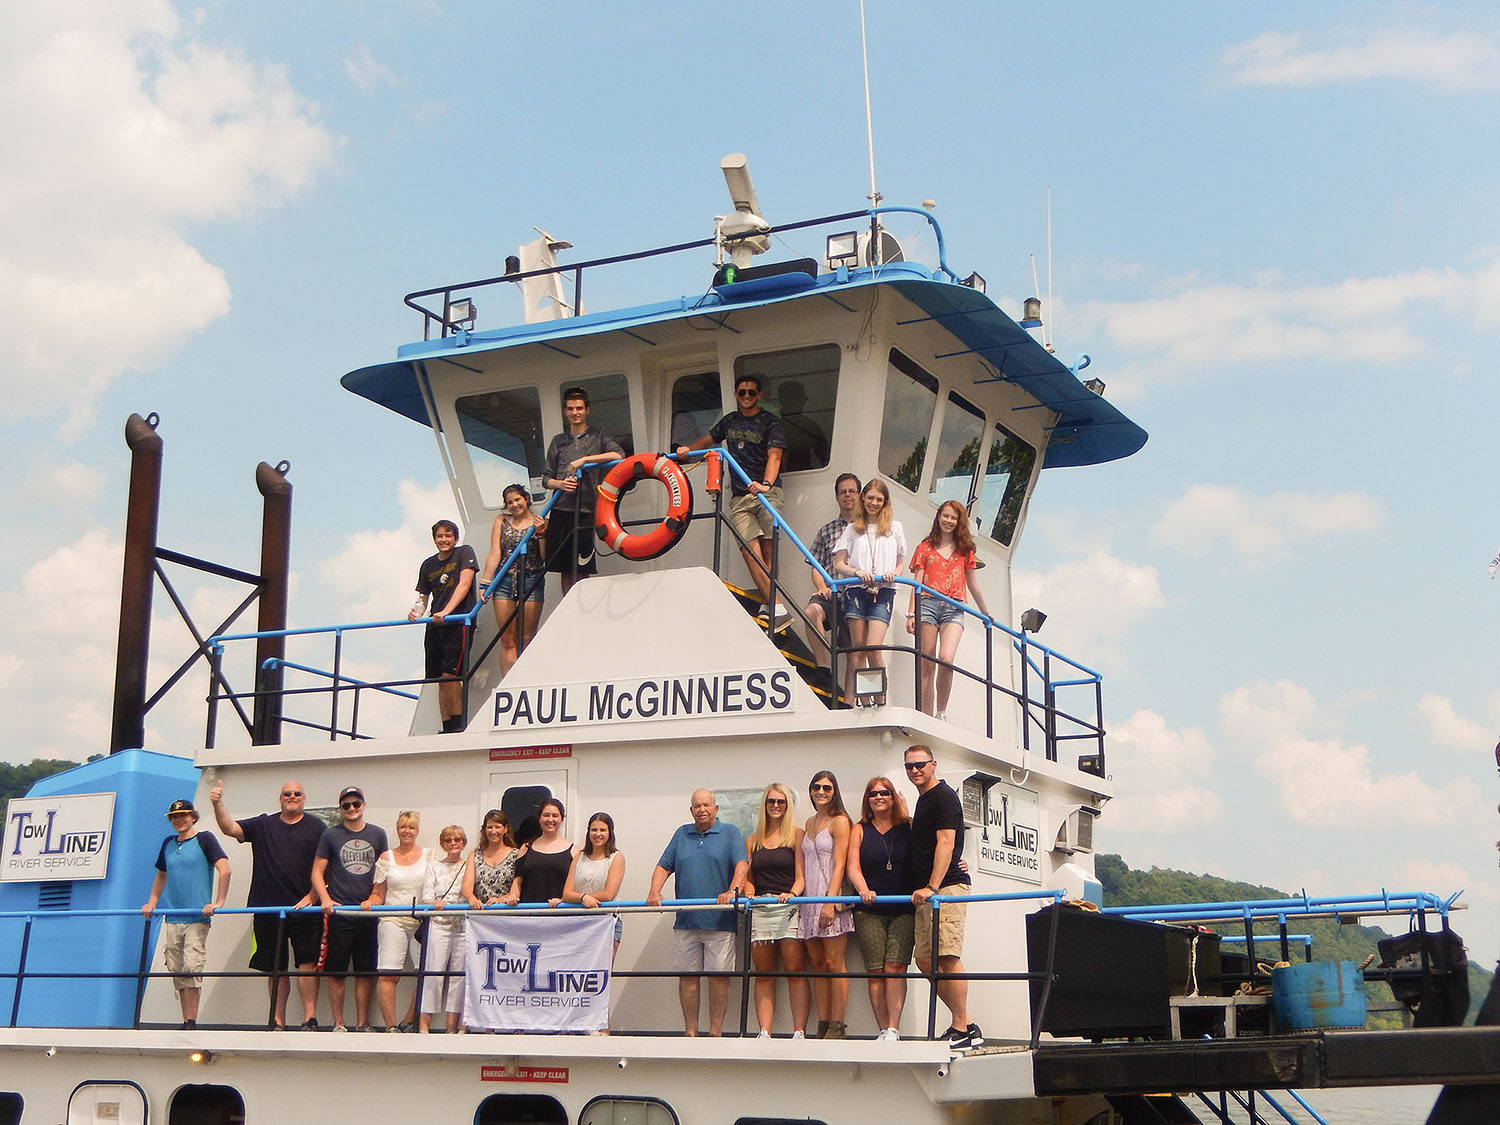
[2,793,116,883]
[491,670,794,729]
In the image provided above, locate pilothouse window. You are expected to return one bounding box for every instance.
[973,424,1037,547]
[736,344,839,473]
[567,373,635,458]
[455,388,546,509]
[669,371,721,449]
[879,350,939,493]
[927,391,986,509]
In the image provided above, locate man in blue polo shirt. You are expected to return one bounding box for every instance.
[648,789,749,1036]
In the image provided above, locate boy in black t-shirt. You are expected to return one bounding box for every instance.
[409,519,478,733]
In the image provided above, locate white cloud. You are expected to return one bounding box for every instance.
[1416,693,1492,751]
[344,44,396,94]
[1012,551,1164,654]
[0,457,105,511]
[0,0,336,428]
[1101,709,1223,833]
[1152,484,1384,564]
[1074,265,1476,393]
[318,478,459,624]
[1221,28,1500,91]
[1219,680,1480,827]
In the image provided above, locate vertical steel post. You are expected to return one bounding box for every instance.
[112,413,163,752]
[9,918,32,1027]
[252,461,292,745]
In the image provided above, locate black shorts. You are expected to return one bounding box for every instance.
[322,914,378,975]
[249,910,323,972]
[424,623,467,679]
[806,591,852,646]
[543,507,598,577]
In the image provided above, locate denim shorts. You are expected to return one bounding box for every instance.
[917,598,964,627]
[501,568,545,605]
[844,586,894,624]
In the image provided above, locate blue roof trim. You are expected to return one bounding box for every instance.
[342,264,1147,469]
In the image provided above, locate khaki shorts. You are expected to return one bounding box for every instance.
[162,921,210,991]
[913,885,967,963]
[728,487,783,542]
[673,929,736,973]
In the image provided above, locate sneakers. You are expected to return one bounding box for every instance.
[179,1019,196,1030]
[757,1029,772,1039]
[790,1029,805,1040]
[756,602,793,631]
[946,1023,983,1051]
[878,1027,901,1042]
[332,1024,348,1032]
[300,1018,320,1031]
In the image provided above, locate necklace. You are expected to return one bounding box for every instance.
[877,823,895,871]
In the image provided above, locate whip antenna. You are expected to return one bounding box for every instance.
[859,0,883,262]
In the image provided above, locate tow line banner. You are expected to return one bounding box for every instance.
[465,912,613,1033]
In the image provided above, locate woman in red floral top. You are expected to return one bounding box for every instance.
[906,501,990,719]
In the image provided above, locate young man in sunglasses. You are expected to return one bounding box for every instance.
[676,372,790,628]
[311,786,388,1031]
[209,777,326,1029]
[905,744,982,1051]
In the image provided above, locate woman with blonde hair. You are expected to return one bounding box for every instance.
[846,776,916,1040]
[363,810,429,1031]
[832,479,905,707]
[907,500,989,720]
[744,782,810,1038]
[800,770,854,1038]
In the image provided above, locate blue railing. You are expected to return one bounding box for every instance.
[204,447,1104,763]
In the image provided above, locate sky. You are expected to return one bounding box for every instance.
[2,1,1497,963]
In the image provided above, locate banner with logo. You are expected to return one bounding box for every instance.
[2,792,116,882]
[465,912,613,1033]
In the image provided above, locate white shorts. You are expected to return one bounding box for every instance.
[672,929,736,973]
[377,916,422,972]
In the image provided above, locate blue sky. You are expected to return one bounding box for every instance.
[2,1,1497,962]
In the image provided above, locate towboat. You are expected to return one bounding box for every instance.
[0,156,1490,1125]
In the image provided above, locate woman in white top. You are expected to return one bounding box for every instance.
[419,824,469,1033]
[832,479,906,707]
[363,810,430,1031]
[563,812,626,1033]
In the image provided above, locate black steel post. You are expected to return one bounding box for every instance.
[252,461,292,745]
[9,918,31,1027]
[111,413,163,752]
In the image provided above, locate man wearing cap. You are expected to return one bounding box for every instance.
[141,799,231,1030]
[209,777,325,1029]
[311,786,388,1031]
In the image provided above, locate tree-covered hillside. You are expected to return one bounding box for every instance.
[1097,853,1492,1027]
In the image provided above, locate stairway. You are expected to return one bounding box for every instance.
[722,581,846,708]
[1105,1094,1205,1124]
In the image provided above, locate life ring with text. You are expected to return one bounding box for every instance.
[594,453,694,561]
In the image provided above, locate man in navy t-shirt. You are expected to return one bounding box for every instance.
[311,786,388,1031]
[210,777,325,1028]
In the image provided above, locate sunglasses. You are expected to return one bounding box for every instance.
[340,800,364,810]
[765,796,787,806]
[810,783,834,792]
[281,791,303,797]
[904,760,934,771]
[866,790,893,798]
[735,387,759,397]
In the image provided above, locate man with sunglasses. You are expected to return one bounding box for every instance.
[311,786,389,1031]
[210,778,326,1029]
[676,372,789,629]
[905,745,982,1051]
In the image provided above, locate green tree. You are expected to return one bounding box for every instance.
[0,758,80,805]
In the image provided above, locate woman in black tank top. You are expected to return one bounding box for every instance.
[745,782,811,1038]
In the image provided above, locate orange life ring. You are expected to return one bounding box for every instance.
[594,453,694,561]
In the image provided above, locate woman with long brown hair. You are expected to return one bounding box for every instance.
[800,770,853,1038]
[832,479,906,707]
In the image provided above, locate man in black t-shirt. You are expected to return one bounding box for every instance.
[906,743,982,1051]
[409,519,478,733]
[544,386,626,594]
[676,373,789,628]
[210,777,325,1029]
